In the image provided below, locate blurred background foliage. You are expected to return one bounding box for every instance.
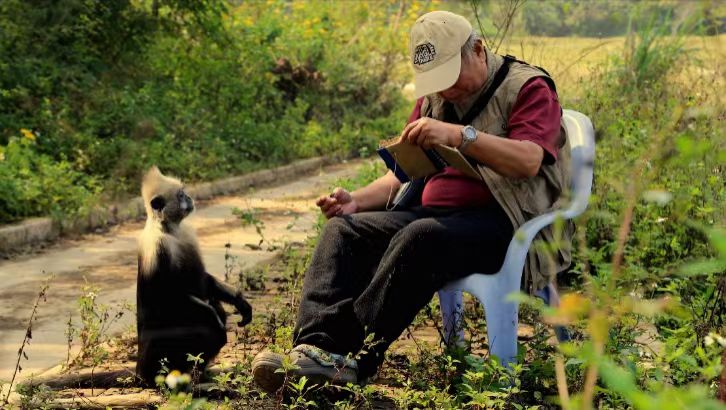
[521,0,724,37]
[0,0,723,225]
[0,0,427,222]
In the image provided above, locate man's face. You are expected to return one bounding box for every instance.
[438,49,486,104]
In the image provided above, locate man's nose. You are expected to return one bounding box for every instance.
[439,88,460,101]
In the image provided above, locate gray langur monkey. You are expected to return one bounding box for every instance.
[136,166,252,385]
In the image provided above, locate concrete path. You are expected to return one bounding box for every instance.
[0,161,362,382]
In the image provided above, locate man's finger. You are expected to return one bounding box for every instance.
[317,196,333,208]
[322,199,338,212]
[316,195,328,207]
[403,121,418,144]
[408,121,426,145]
[331,187,347,202]
[421,135,432,150]
[324,205,341,218]
[319,197,336,210]
[400,119,419,142]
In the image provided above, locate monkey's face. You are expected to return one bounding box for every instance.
[141,166,195,225]
[150,188,194,224]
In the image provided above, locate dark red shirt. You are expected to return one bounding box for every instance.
[416,77,562,208]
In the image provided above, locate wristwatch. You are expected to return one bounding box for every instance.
[459,125,478,152]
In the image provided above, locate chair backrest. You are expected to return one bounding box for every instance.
[562,109,596,218]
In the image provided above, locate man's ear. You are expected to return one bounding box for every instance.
[474,39,485,57]
[150,196,166,211]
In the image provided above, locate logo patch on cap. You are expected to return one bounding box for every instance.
[413,43,436,65]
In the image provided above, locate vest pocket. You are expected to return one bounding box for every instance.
[515,177,557,217]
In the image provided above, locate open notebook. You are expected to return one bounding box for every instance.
[377,139,483,183]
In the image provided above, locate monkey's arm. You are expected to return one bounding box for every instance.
[188,295,226,330]
[205,273,252,326]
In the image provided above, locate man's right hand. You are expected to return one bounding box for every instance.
[316,187,359,219]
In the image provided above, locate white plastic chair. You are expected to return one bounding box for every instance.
[438,109,595,366]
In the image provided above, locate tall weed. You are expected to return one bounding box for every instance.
[546,15,725,409]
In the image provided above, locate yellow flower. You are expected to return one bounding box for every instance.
[20,128,35,141]
[165,370,183,389]
[0,152,4,161]
[559,293,589,317]
[547,292,590,325]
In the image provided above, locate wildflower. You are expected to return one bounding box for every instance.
[164,370,191,389]
[0,151,4,161]
[20,128,35,141]
[165,370,182,389]
[705,332,726,347]
[548,293,590,325]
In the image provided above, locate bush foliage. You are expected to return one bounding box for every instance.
[0,0,421,223]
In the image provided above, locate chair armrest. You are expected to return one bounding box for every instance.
[490,109,595,282]
[497,193,587,279]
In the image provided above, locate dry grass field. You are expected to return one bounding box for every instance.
[494,35,725,99]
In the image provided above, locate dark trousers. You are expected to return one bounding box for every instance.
[293,203,514,378]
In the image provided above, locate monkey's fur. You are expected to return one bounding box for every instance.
[136,167,252,384]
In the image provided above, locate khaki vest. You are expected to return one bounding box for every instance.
[420,50,574,293]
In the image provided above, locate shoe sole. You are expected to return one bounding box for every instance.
[295,363,356,387]
[252,356,286,393]
[252,356,356,393]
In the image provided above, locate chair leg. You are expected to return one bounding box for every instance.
[438,290,465,347]
[465,284,519,367]
[481,293,519,366]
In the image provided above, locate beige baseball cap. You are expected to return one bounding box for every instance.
[410,11,472,98]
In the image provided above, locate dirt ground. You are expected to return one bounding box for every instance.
[0,161,363,383]
[0,157,555,409]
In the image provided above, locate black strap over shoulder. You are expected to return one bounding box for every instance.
[390,55,556,212]
[442,54,556,125]
[443,55,516,126]
[504,54,558,93]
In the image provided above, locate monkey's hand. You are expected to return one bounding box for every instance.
[235,297,253,327]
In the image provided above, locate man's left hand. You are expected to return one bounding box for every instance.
[400,118,462,150]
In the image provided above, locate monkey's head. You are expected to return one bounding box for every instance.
[141,166,194,225]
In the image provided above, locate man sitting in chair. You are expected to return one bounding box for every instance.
[252,10,573,391]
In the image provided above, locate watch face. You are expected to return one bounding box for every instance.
[464,126,477,140]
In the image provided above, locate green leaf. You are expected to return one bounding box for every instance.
[677,258,726,277]
[642,189,672,205]
[707,227,726,260]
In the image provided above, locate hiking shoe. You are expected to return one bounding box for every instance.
[252,349,288,393]
[252,344,358,393]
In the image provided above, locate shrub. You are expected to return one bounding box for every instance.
[0,132,99,223]
[0,0,421,223]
